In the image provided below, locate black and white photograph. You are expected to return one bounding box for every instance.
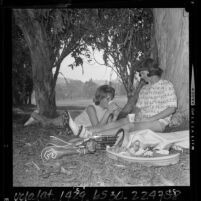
[2,2,198,200]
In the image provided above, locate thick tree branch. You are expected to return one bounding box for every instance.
[52,36,85,88]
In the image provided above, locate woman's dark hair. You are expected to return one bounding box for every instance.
[143,58,155,70]
[148,63,163,77]
[138,58,163,78]
[138,58,156,72]
[93,85,115,105]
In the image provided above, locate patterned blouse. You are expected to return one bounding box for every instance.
[136,79,177,124]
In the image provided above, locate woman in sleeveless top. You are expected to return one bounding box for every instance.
[61,84,121,137]
[74,103,108,127]
[73,85,121,128]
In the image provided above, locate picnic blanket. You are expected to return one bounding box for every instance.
[125,129,189,148]
[110,129,189,157]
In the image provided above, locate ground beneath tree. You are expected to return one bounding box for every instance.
[12,106,190,187]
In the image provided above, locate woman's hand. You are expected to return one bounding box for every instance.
[108,102,120,112]
[138,107,177,123]
[107,102,122,122]
[134,109,142,122]
[112,108,121,121]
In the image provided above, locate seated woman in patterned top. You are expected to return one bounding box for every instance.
[133,58,177,131]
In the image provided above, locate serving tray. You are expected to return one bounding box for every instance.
[106,147,180,166]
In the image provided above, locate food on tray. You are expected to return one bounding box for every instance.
[107,145,173,158]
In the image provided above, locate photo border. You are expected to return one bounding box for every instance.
[1,0,198,200]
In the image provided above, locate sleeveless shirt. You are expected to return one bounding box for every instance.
[74,103,107,127]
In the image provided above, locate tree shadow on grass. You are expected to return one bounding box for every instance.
[12,104,85,124]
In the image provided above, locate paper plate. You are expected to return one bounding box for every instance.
[106,147,180,167]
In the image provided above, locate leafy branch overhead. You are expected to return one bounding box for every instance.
[84,8,153,96]
[14,8,152,86]
[13,8,153,117]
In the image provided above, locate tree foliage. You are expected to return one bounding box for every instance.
[13,9,102,116]
[55,77,126,101]
[13,8,153,116]
[14,9,93,83]
[86,8,153,98]
[82,79,98,99]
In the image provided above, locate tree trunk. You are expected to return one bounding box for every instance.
[31,48,56,117]
[153,8,189,119]
[28,94,32,105]
[14,9,57,118]
[13,91,21,106]
[117,80,146,119]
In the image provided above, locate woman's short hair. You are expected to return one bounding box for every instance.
[93,85,115,105]
[148,64,163,77]
[138,58,163,78]
[143,58,155,70]
[138,58,155,72]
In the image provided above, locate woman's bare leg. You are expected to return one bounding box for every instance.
[32,110,166,140]
[130,120,166,133]
[88,118,131,136]
[88,119,166,136]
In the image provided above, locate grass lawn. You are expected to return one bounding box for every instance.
[12,99,190,187]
